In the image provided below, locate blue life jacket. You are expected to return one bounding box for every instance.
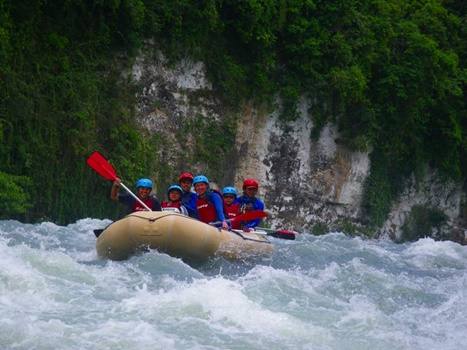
[181,191,198,218]
[236,195,264,228]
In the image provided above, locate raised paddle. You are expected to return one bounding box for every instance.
[86,151,152,211]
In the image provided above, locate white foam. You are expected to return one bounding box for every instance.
[1,219,466,349]
[403,237,467,269]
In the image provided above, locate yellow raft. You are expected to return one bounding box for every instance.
[96,211,273,261]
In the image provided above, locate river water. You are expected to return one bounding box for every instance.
[0,218,466,350]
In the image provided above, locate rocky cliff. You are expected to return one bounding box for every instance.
[130,49,466,243]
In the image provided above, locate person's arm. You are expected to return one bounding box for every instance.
[211,193,228,229]
[110,178,121,201]
[211,193,226,221]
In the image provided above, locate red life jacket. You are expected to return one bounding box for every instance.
[131,197,156,212]
[196,196,217,223]
[197,190,228,223]
[225,202,241,229]
[161,201,181,209]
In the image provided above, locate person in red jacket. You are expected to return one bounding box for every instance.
[222,186,241,229]
[193,175,228,230]
[110,178,162,213]
[161,184,188,215]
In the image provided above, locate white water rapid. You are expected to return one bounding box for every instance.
[1,219,466,350]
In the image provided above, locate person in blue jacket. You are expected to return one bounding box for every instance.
[237,178,264,231]
[178,171,198,218]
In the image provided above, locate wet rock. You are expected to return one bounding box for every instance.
[130,46,466,242]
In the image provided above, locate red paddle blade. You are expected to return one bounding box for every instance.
[86,151,117,181]
[231,210,268,223]
[272,230,296,240]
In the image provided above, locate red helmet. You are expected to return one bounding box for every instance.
[179,172,194,182]
[243,178,259,190]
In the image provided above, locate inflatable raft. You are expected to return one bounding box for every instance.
[96,211,273,261]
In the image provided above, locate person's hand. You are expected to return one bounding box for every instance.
[221,220,229,230]
[242,227,252,232]
[110,177,121,201]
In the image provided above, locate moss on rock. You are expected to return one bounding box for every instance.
[400,205,448,242]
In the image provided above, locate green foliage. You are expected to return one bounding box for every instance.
[362,152,404,228]
[0,0,161,223]
[186,115,236,181]
[400,205,448,242]
[337,219,359,237]
[311,222,329,236]
[0,171,32,218]
[337,218,376,238]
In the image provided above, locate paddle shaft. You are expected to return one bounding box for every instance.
[213,226,296,240]
[256,226,296,234]
[119,182,152,211]
[255,227,276,233]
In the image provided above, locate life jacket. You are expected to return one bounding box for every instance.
[181,191,198,217]
[161,201,181,209]
[162,200,189,215]
[236,195,264,229]
[181,191,195,206]
[131,197,157,212]
[225,202,241,229]
[196,190,225,223]
[238,196,261,212]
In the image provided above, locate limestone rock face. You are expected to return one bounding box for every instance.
[130,50,226,174]
[380,171,464,241]
[131,49,465,241]
[233,99,370,230]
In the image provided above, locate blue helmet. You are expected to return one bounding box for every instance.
[222,186,237,197]
[135,178,153,189]
[193,175,209,186]
[167,184,183,194]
